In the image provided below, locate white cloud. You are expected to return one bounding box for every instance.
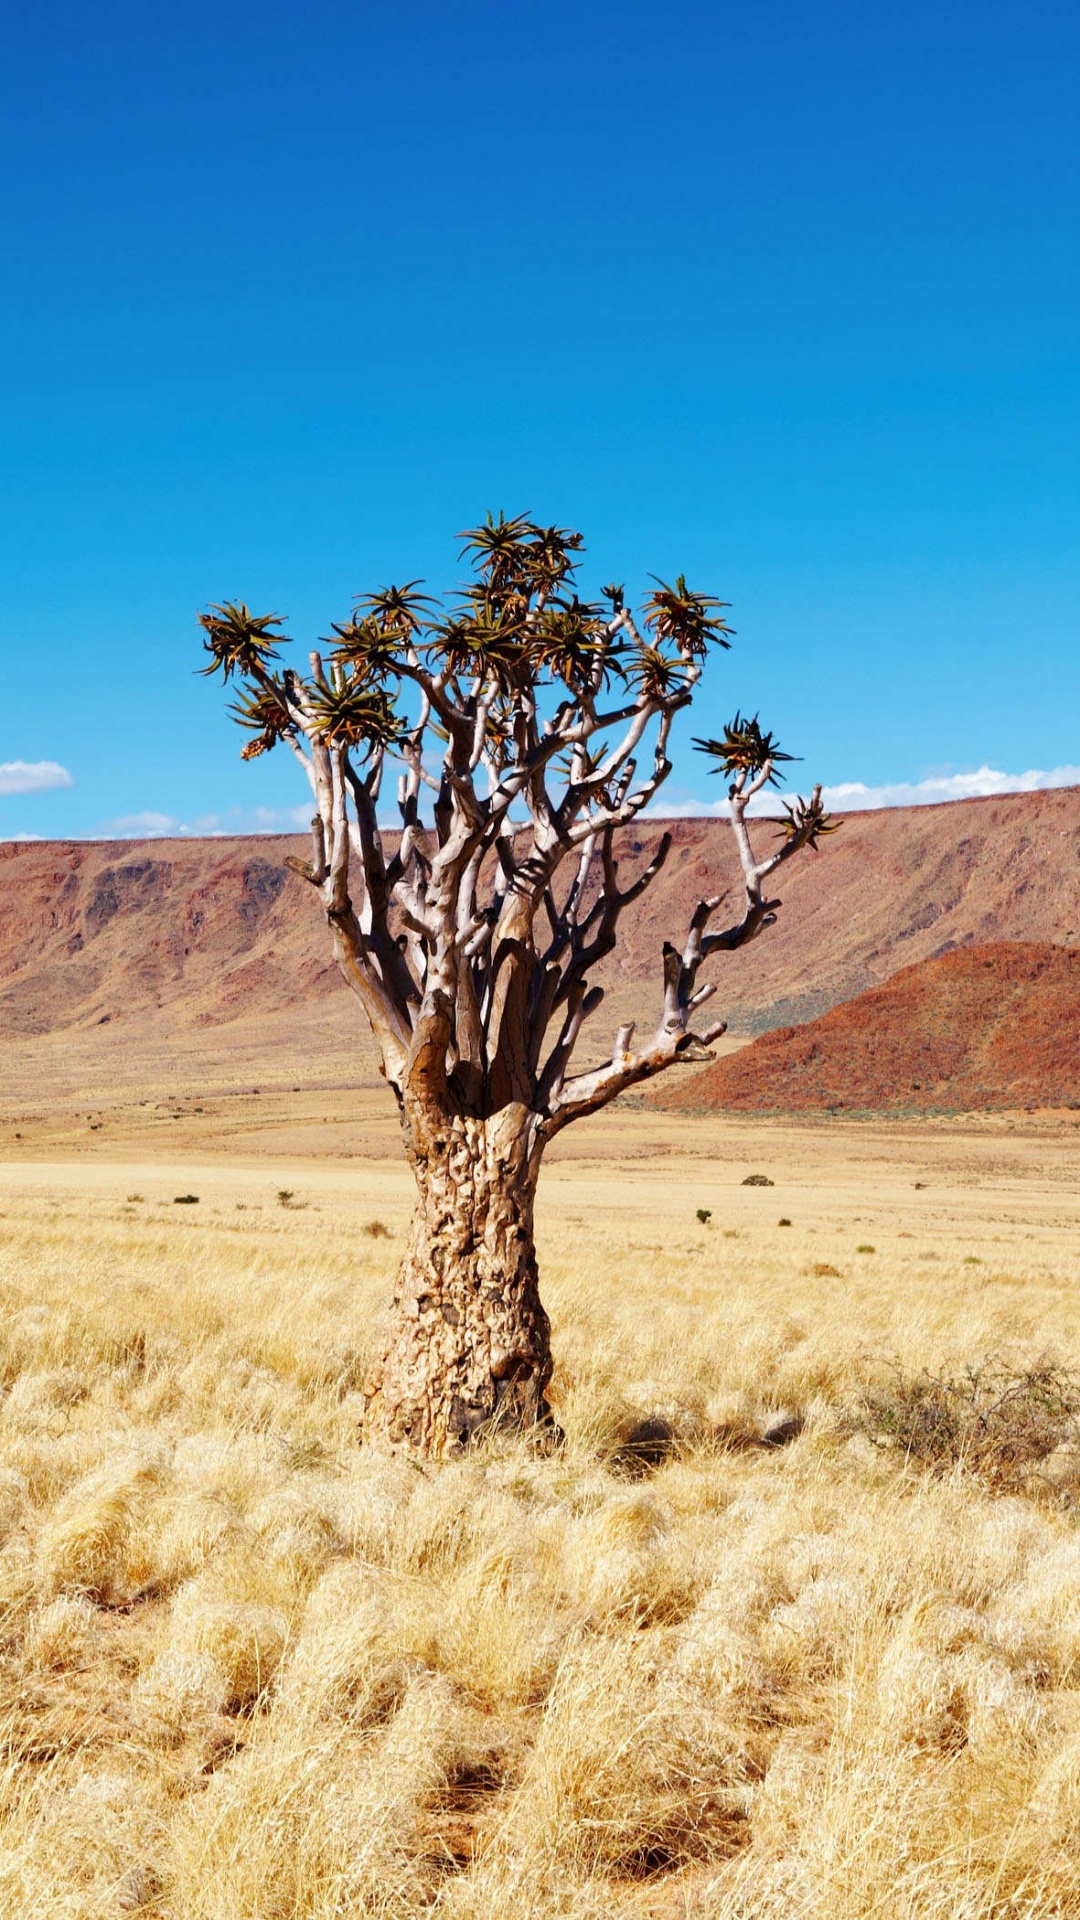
[101,803,312,839]
[104,811,179,837]
[0,759,74,795]
[83,763,1080,839]
[651,764,1080,818]
[819,764,1080,811]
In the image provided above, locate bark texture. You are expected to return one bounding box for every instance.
[363,1106,553,1456]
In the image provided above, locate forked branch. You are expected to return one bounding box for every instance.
[199,525,837,1131]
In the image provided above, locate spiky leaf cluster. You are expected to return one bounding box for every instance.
[434,601,531,694]
[627,646,689,702]
[532,596,620,693]
[693,712,796,786]
[458,513,583,601]
[354,582,435,640]
[779,791,840,851]
[306,673,402,751]
[204,514,736,767]
[326,615,407,678]
[198,603,289,681]
[643,575,733,658]
[229,676,294,760]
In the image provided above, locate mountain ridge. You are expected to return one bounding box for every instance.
[4,785,1080,1107]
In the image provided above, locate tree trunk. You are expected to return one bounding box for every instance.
[362,1102,554,1458]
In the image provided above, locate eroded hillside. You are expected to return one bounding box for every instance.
[3,786,1080,1107]
[658,940,1080,1114]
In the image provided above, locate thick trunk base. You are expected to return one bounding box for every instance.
[362,1108,553,1459]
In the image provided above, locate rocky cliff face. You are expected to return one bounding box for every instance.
[3,786,1080,1104]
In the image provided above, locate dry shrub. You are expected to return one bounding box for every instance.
[248,1483,344,1582]
[875,1599,1043,1753]
[4,1367,88,1421]
[558,1487,702,1628]
[432,1541,567,1709]
[990,1536,1080,1684]
[0,1465,30,1537]
[855,1356,1080,1496]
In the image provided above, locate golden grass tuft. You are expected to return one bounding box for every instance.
[35,1450,163,1604]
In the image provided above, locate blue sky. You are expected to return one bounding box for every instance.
[2,0,1078,839]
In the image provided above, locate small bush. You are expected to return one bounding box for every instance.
[778,1217,792,1227]
[126,1194,144,1204]
[277,1190,294,1209]
[810,1262,841,1278]
[741,1174,774,1187]
[174,1195,199,1206]
[695,1209,712,1225]
[854,1357,1080,1494]
[856,1243,876,1254]
[364,1220,391,1239]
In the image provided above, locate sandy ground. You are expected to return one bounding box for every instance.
[3,1090,1079,1272]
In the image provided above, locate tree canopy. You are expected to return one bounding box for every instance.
[199,514,835,1134]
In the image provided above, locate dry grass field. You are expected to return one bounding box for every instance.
[3,1100,1080,1917]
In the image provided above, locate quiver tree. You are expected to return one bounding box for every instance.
[200,515,836,1458]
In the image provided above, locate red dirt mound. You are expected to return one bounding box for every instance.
[658,941,1080,1114]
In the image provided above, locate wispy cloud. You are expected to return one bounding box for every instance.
[101,803,312,839]
[76,764,1080,838]
[104,811,181,837]
[819,765,1080,811]
[0,759,74,796]
[651,764,1080,818]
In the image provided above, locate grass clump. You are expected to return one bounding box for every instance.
[855,1356,1080,1497]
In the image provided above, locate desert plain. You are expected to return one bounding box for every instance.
[3,1072,1080,1917]
[4,806,1080,1916]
